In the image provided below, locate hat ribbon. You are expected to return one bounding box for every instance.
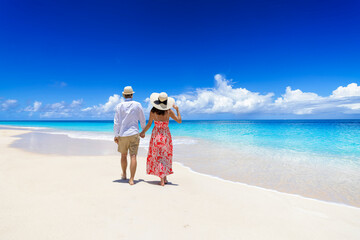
[158,97,168,105]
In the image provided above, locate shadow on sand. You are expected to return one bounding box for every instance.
[113,179,178,186]
[145,180,179,186]
[113,178,145,184]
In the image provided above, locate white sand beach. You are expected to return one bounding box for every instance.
[1,128,360,240]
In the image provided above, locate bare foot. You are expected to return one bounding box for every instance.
[121,173,127,180]
[164,176,168,184]
[160,178,165,186]
[129,178,134,185]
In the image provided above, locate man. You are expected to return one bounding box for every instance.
[114,86,146,185]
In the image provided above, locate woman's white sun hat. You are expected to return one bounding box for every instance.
[122,86,135,95]
[150,92,175,110]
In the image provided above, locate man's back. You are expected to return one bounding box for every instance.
[114,86,145,185]
[114,99,145,137]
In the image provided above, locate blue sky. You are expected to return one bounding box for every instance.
[1,0,360,119]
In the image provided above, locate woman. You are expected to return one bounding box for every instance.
[140,92,182,186]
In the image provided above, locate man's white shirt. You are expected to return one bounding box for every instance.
[113,98,146,137]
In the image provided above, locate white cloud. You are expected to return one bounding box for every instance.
[273,87,325,114]
[1,99,18,111]
[275,87,323,103]
[172,75,360,116]
[339,103,360,110]
[23,99,83,118]
[271,83,360,115]
[24,101,42,116]
[144,97,152,113]
[330,83,360,98]
[33,101,42,111]
[40,101,68,118]
[81,94,124,116]
[70,99,83,108]
[175,74,274,114]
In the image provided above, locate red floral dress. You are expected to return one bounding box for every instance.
[146,121,173,178]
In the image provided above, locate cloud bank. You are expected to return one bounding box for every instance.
[174,74,360,116]
[1,74,359,119]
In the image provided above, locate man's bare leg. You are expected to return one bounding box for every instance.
[129,154,137,185]
[121,153,127,179]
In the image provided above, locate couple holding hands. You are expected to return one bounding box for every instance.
[114,86,181,186]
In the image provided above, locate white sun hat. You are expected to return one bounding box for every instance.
[150,92,175,110]
[122,86,135,95]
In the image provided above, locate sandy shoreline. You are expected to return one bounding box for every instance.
[5,125,360,207]
[1,129,360,239]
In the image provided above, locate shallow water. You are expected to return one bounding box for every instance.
[2,120,360,160]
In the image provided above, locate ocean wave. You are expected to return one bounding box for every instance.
[43,130,114,141]
[0,125,51,131]
[36,129,198,146]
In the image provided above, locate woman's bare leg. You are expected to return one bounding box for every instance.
[160,177,165,186]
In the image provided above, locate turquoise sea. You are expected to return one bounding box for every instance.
[1,120,360,206]
[1,120,360,161]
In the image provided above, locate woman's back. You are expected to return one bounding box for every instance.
[153,111,170,131]
[153,110,170,122]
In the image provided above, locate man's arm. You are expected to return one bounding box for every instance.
[113,105,121,142]
[138,103,146,130]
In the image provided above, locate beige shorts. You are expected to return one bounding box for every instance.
[117,134,140,156]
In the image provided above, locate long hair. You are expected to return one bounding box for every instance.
[151,107,166,116]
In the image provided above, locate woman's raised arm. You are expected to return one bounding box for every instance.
[169,105,182,123]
